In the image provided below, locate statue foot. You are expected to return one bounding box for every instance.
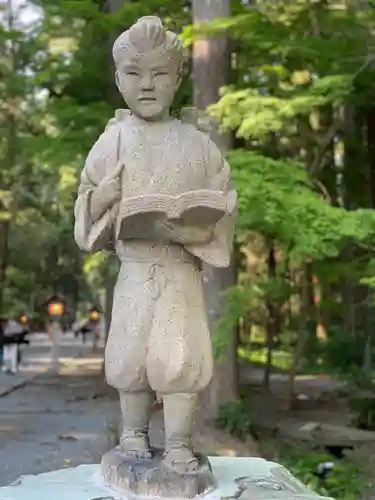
[163,447,199,473]
[119,434,153,459]
[101,447,215,497]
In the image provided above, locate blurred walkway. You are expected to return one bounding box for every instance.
[0,332,258,487]
[239,360,346,399]
[0,332,120,486]
[0,331,100,396]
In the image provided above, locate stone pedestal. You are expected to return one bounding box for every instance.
[0,457,333,500]
[101,447,214,498]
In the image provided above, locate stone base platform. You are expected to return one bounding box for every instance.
[0,457,333,500]
[101,447,214,498]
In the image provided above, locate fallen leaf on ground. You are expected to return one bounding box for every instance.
[66,395,87,402]
[59,434,79,441]
[8,477,23,486]
[90,497,116,500]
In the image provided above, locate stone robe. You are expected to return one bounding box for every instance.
[74,114,237,394]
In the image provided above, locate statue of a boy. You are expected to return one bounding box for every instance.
[74,16,237,475]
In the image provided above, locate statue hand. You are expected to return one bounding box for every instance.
[90,162,124,220]
[98,162,124,207]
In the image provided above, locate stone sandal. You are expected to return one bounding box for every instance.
[163,447,199,473]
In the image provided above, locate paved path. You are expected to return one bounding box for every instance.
[0,332,120,486]
[239,361,346,399]
[0,331,97,396]
[0,332,258,487]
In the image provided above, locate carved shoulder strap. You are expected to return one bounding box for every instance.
[104,108,131,132]
[107,110,126,251]
[181,107,213,138]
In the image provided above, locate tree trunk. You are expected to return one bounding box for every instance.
[0,221,10,317]
[98,0,126,387]
[342,106,369,341]
[104,0,127,337]
[285,267,309,410]
[362,105,375,377]
[318,105,336,204]
[192,0,232,151]
[264,244,278,389]
[0,1,17,318]
[106,0,127,107]
[192,0,238,421]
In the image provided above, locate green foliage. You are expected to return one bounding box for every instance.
[229,149,375,259]
[218,399,367,498]
[213,274,294,360]
[0,0,192,317]
[213,283,255,359]
[239,346,293,371]
[210,74,354,140]
[216,398,255,438]
[349,395,375,430]
[185,0,375,143]
[304,327,364,376]
[213,146,375,362]
[275,444,367,500]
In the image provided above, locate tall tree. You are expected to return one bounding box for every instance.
[192,0,238,420]
[202,0,375,396]
[103,0,125,339]
[0,0,16,317]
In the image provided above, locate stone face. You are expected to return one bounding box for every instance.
[101,448,215,498]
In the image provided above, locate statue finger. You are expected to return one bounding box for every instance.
[111,161,125,179]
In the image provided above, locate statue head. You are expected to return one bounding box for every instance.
[113,16,183,121]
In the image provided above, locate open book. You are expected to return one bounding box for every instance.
[116,189,227,240]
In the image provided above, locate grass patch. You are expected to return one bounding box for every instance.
[238,346,293,371]
[217,399,368,499]
[272,443,368,500]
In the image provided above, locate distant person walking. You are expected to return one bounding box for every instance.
[72,306,103,352]
[72,318,91,344]
[2,318,29,374]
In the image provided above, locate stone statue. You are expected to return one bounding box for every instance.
[74,15,236,497]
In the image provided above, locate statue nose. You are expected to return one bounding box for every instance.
[140,74,154,90]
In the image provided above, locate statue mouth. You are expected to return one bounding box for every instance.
[139,96,156,102]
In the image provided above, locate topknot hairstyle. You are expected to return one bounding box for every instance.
[112,16,183,68]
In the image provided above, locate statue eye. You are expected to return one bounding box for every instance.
[126,71,139,76]
[155,72,168,77]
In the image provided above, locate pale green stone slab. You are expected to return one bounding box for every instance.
[0,457,332,500]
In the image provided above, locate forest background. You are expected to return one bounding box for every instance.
[3,1,375,498]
